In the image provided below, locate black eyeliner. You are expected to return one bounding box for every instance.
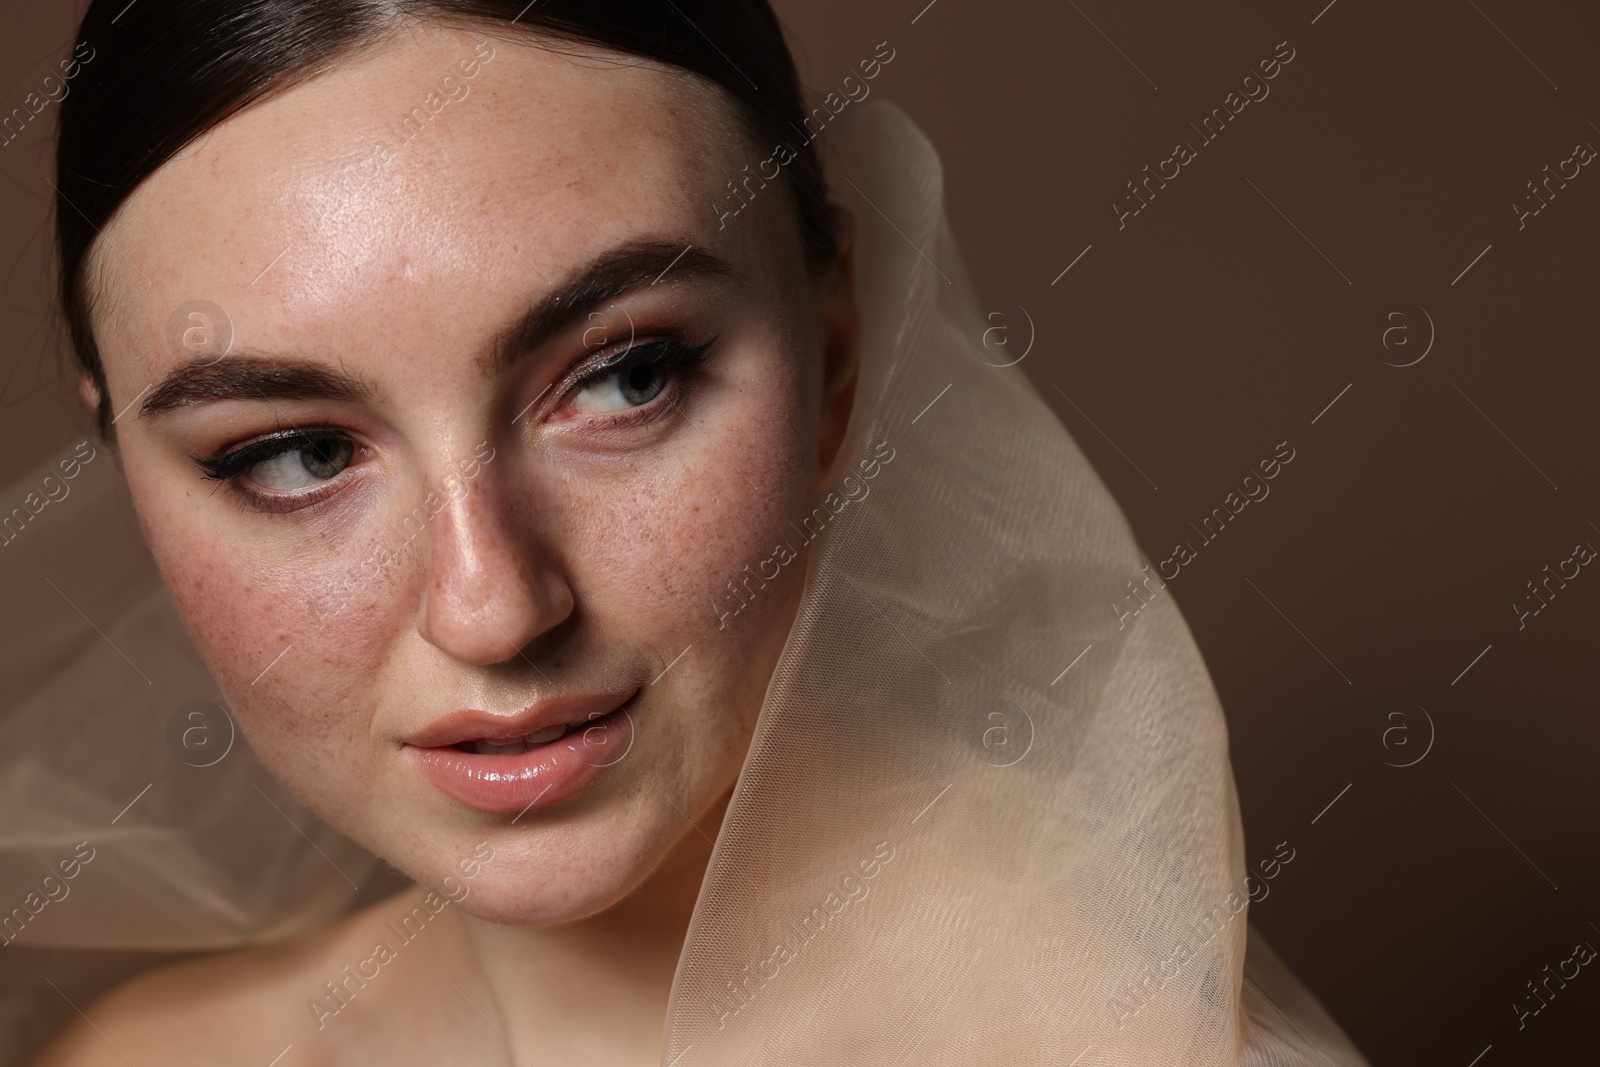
[195,427,349,482]
[571,337,715,389]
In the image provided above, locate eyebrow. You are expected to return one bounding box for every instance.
[138,239,734,419]
[484,240,733,374]
[139,358,372,418]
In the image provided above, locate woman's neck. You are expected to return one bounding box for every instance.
[456,789,732,1065]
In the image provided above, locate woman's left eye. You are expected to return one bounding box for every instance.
[571,361,671,414]
[565,339,713,418]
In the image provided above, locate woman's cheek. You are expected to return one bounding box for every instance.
[592,390,807,621]
[139,508,294,692]
[137,483,396,780]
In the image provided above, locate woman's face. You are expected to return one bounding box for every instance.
[90,24,854,924]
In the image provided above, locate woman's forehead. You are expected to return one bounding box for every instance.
[93,25,758,376]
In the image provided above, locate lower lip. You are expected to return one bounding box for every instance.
[404,698,637,816]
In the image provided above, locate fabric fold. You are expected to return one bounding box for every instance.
[659,100,1367,1066]
[0,98,1367,1067]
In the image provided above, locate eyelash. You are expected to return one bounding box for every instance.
[195,426,354,515]
[557,336,716,427]
[195,427,344,482]
[192,336,716,514]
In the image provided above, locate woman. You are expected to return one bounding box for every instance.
[6,1,1367,1063]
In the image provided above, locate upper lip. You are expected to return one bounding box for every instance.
[404,690,636,748]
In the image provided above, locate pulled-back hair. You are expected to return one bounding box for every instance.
[56,0,838,435]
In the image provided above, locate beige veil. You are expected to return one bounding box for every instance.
[0,100,1367,1066]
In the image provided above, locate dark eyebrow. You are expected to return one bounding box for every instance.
[485,240,733,374]
[138,240,733,419]
[140,358,372,418]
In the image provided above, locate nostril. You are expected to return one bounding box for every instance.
[415,503,571,667]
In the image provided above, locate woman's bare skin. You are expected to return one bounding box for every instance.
[34,15,855,1064]
[37,791,728,1066]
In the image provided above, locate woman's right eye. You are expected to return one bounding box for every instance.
[197,431,358,499]
[245,436,356,491]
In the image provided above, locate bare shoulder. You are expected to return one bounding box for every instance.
[31,886,441,1067]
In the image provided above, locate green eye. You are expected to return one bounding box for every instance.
[198,431,356,491]
[249,436,355,490]
[566,339,713,417]
[575,362,669,413]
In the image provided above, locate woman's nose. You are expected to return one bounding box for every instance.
[415,471,573,667]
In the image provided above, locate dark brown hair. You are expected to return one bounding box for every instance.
[56,0,838,436]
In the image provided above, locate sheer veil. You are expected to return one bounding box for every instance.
[0,411,381,1057]
[0,100,1367,1066]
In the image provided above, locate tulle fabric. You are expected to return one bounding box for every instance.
[0,422,380,1060]
[0,100,1366,1065]
[658,101,1367,1066]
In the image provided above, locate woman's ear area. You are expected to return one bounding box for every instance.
[75,371,118,455]
[77,371,104,422]
[814,203,861,487]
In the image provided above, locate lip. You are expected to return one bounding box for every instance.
[403,690,639,815]
[405,691,634,748]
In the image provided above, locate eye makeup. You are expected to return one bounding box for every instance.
[193,425,363,514]
[186,319,720,517]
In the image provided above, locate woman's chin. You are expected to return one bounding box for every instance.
[439,858,661,928]
[363,809,690,929]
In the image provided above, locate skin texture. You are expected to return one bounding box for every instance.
[38,21,858,1066]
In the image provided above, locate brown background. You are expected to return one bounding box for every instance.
[4,1,1598,1063]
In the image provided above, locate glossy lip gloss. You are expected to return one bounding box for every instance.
[404,693,638,815]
